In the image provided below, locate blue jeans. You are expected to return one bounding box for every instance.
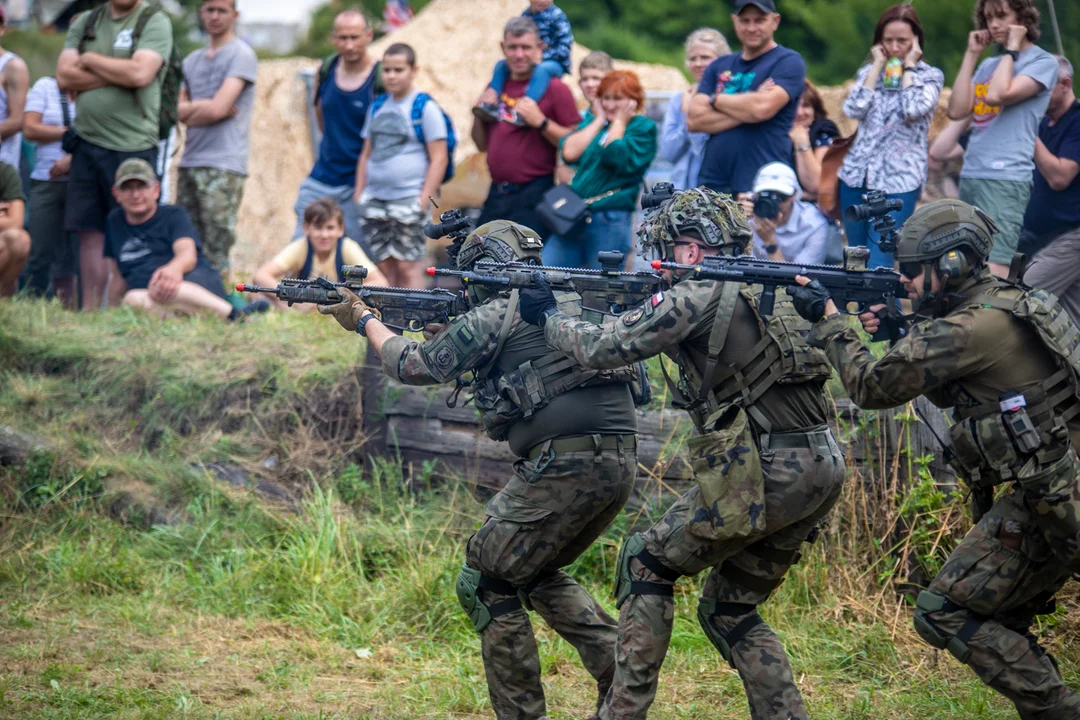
[838,181,920,270]
[541,209,634,268]
[491,59,564,102]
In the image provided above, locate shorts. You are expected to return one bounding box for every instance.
[123,263,226,300]
[65,138,159,233]
[358,196,427,262]
[959,177,1031,265]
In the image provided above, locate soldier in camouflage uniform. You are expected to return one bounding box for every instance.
[791,199,1080,719]
[519,188,847,720]
[319,220,639,719]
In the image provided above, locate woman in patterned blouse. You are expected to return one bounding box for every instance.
[838,4,944,269]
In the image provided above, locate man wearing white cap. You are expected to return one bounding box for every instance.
[742,161,829,264]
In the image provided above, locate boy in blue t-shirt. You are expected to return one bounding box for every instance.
[474,0,573,125]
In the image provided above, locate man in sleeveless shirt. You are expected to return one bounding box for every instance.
[292,10,378,251]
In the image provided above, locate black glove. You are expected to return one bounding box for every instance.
[789,279,831,322]
[519,272,558,327]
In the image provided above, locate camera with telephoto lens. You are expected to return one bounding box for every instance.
[641,182,675,210]
[424,208,472,240]
[753,190,785,220]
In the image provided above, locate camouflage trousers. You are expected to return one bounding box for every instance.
[916,488,1080,720]
[601,428,846,720]
[176,167,247,273]
[463,437,637,720]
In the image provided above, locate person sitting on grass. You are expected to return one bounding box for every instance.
[105,158,267,320]
[0,159,30,297]
[252,198,385,311]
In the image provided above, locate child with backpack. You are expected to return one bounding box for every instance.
[354,43,452,290]
[251,198,386,312]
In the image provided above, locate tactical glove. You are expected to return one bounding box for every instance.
[789,279,831,323]
[519,272,559,327]
[318,287,375,332]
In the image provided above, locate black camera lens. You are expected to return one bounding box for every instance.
[753,190,784,220]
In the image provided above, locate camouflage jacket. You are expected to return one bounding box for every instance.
[807,275,1062,417]
[380,294,636,456]
[543,278,830,434]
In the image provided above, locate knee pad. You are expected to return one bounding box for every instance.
[696,598,762,669]
[614,534,681,609]
[912,590,975,664]
[455,565,522,633]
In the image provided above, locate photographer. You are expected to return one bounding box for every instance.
[741,162,829,264]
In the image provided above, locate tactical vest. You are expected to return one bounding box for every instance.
[468,291,637,442]
[662,281,833,438]
[944,282,1080,488]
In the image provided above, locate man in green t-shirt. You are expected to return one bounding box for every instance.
[0,161,29,296]
[56,0,173,311]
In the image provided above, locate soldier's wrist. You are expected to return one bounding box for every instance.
[537,306,560,329]
[355,312,376,336]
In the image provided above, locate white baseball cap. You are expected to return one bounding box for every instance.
[752,162,799,197]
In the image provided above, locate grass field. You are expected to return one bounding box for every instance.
[1,299,1078,719]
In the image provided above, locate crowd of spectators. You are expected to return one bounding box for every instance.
[0,0,1077,328]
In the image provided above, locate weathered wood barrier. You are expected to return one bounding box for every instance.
[358,348,957,508]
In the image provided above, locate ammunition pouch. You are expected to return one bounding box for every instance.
[473,352,636,441]
[683,405,766,542]
[948,405,1070,490]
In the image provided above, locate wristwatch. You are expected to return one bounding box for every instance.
[765,243,779,254]
[796,144,811,153]
[355,312,376,337]
[1004,49,1020,61]
[537,117,550,132]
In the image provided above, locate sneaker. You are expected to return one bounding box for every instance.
[228,299,272,322]
[504,110,527,127]
[471,103,499,124]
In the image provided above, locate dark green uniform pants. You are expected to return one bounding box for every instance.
[917,489,1080,720]
[601,429,846,720]
[465,438,637,719]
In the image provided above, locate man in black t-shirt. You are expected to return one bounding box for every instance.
[105,159,265,320]
[687,0,806,195]
[1022,55,1080,324]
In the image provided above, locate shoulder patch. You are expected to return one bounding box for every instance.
[650,291,665,307]
[433,345,457,370]
[622,307,645,327]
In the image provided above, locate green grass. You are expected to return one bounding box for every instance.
[1,298,1078,718]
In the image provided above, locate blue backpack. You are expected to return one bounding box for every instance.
[369,91,456,183]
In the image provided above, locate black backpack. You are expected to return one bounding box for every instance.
[78,1,183,140]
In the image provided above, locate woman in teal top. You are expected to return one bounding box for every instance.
[542,70,657,268]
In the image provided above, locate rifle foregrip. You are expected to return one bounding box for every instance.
[283,286,338,305]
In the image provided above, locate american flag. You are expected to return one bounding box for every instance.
[383,0,414,30]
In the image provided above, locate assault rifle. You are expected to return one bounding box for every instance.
[237,265,467,332]
[651,247,908,342]
[427,251,664,322]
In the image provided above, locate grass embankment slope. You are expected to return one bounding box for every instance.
[0,299,1077,719]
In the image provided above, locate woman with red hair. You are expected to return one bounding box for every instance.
[541,70,657,267]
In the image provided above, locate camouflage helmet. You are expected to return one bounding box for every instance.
[895,199,997,266]
[455,220,544,271]
[639,187,752,260]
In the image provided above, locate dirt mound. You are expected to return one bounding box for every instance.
[230,57,319,281]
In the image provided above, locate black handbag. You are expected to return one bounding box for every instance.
[536,184,624,236]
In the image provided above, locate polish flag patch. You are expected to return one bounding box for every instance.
[650,291,665,307]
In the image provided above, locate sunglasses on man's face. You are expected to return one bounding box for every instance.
[898,261,923,279]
